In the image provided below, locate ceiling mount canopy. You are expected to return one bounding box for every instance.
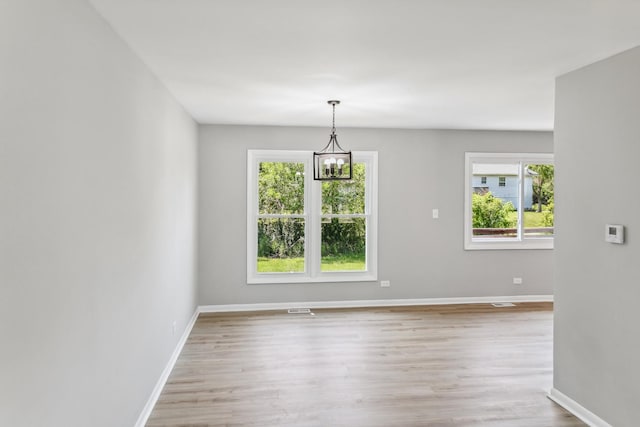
[313,100,352,181]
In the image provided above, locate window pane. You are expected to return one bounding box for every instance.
[321,217,366,271]
[257,218,305,272]
[471,163,519,238]
[322,163,365,214]
[258,162,304,214]
[524,164,554,237]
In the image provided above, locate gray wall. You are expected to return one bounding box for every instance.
[0,2,197,426]
[199,125,553,305]
[554,47,640,425]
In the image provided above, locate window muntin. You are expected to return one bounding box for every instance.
[248,150,377,283]
[464,153,554,250]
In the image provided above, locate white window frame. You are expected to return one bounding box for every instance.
[247,150,378,284]
[464,152,554,251]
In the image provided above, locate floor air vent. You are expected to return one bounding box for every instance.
[491,302,516,307]
[287,308,314,315]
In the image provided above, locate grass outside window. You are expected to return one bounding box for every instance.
[258,253,366,273]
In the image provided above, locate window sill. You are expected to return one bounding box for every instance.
[247,272,378,285]
[465,238,554,251]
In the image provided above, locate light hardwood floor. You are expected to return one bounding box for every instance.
[147,302,584,426]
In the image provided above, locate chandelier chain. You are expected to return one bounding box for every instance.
[332,103,336,134]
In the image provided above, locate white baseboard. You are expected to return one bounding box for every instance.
[198,295,553,313]
[547,388,612,427]
[134,309,199,427]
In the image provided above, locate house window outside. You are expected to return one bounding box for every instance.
[464,152,554,250]
[247,150,378,284]
[480,176,487,184]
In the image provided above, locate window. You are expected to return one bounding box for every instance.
[480,176,487,184]
[464,152,554,250]
[247,150,378,284]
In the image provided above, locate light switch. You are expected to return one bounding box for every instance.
[432,209,439,219]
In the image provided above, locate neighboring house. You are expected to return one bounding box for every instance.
[471,164,535,210]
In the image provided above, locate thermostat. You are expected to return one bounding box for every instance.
[605,224,624,244]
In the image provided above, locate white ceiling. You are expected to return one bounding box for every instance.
[89,0,640,130]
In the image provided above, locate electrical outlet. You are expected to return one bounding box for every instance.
[380,280,391,287]
[513,277,523,285]
[172,321,177,335]
[432,209,439,219]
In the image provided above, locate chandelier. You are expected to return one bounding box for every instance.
[313,100,352,180]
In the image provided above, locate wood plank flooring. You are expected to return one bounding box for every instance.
[146,302,583,426]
